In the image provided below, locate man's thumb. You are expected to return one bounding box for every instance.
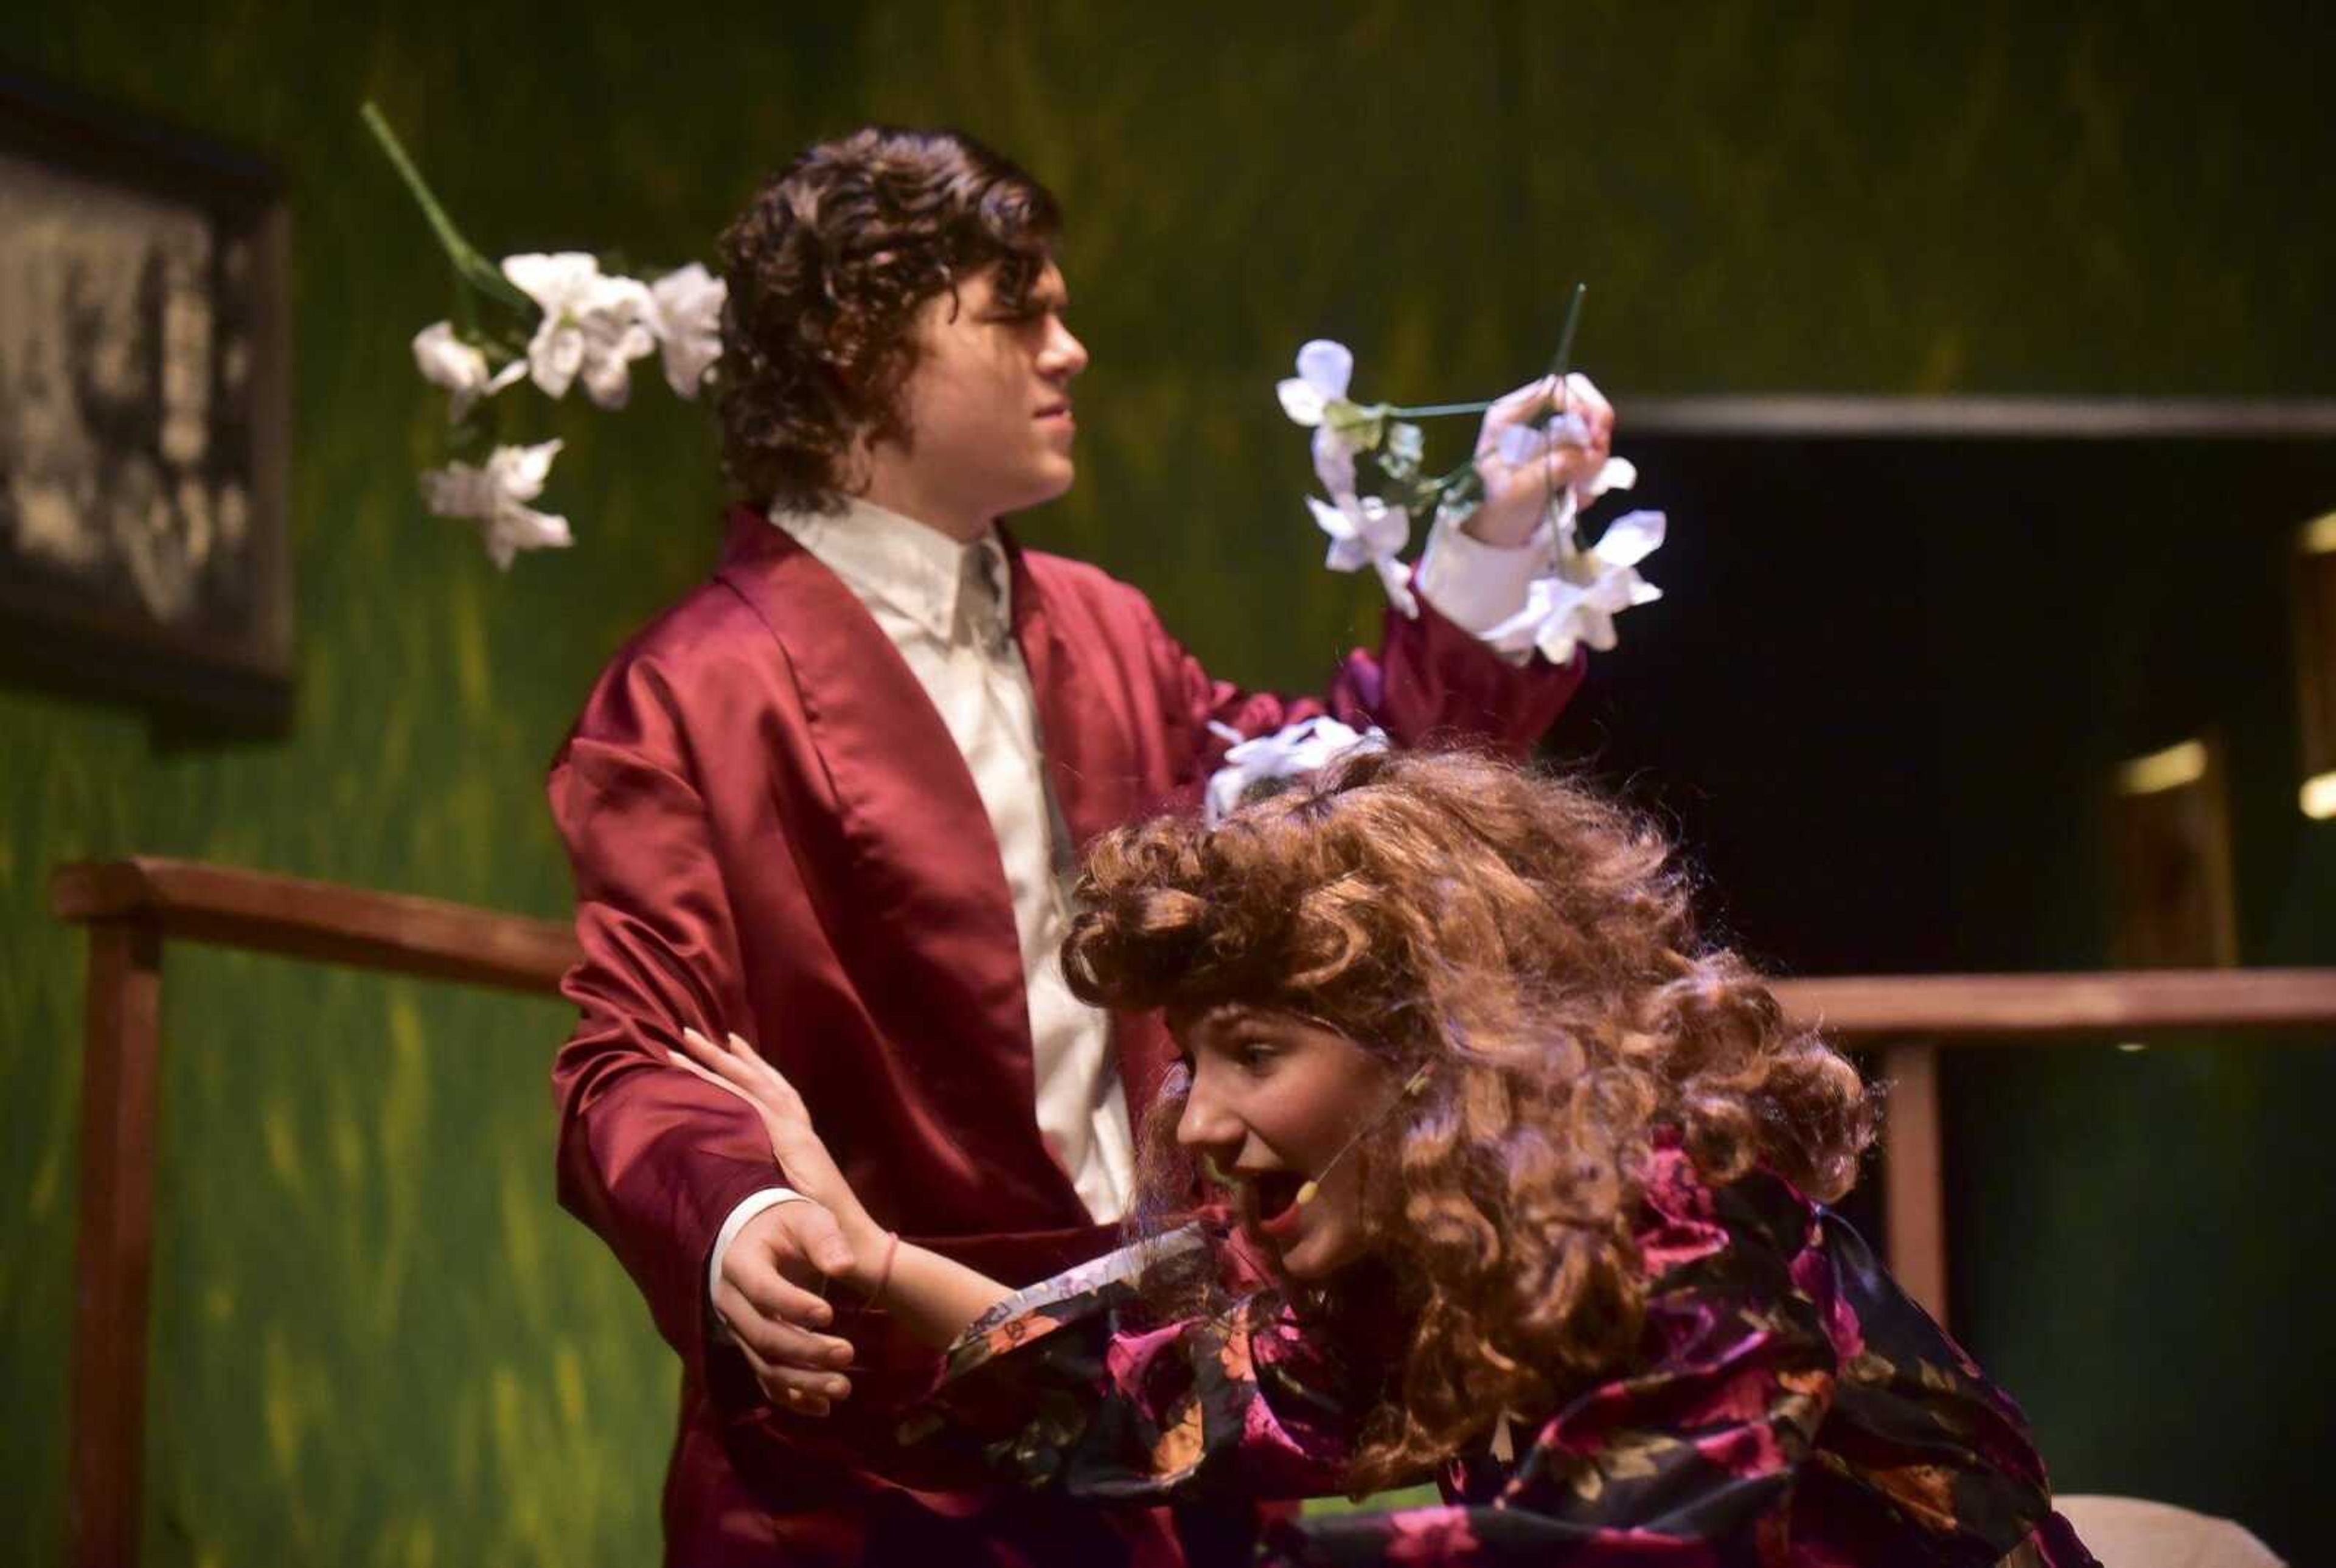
[787,1201,856,1277]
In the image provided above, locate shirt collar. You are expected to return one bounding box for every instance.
[769,496,1010,645]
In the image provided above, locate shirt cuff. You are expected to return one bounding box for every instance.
[707,1186,809,1330]
[1413,515,1551,653]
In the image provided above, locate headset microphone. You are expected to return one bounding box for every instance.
[1293,1061,1433,1207]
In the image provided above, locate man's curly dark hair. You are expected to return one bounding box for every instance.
[714,127,1062,514]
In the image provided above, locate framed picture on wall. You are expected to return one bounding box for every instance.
[0,72,291,732]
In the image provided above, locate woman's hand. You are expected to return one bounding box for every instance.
[673,1029,888,1286]
[676,1028,1018,1351]
[1467,372,1616,549]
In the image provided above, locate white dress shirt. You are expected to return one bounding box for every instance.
[708,497,1543,1299]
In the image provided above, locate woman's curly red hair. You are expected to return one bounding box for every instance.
[1062,748,1877,1493]
[715,127,1060,513]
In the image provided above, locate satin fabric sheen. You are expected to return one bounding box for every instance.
[548,506,1582,1564]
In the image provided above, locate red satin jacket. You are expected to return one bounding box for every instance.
[548,507,1581,1565]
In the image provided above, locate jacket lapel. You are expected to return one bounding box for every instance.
[714,508,1085,1218]
[1001,529,1180,1112]
[1001,529,1138,855]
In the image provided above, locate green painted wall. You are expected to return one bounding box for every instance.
[4,2,2330,1561]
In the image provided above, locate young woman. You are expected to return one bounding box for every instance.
[674,749,2094,1566]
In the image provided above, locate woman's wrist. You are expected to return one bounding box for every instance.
[836,1209,894,1298]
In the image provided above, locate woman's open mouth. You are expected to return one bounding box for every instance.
[1248,1170,1307,1239]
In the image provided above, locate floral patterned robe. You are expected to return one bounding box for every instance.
[897,1139,2098,1567]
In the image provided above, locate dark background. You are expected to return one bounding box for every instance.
[1553,426,2336,1555]
[4,1,2331,1559]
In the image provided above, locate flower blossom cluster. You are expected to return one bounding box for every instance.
[408,253,727,570]
[1275,338,1666,665]
[1202,715,1388,826]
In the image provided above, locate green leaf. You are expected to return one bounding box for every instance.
[1323,399,1388,452]
[1386,420,1424,467]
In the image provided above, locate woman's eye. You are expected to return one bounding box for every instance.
[1236,1041,1278,1071]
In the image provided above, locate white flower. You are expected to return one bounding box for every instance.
[1203,716,1389,826]
[1278,339,1375,498]
[1275,338,1353,426]
[1306,493,1417,615]
[1484,509,1666,665]
[1580,454,1637,501]
[420,439,572,570]
[501,252,657,409]
[646,262,727,398]
[411,321,524,422]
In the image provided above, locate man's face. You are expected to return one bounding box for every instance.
[881,258,1086,529]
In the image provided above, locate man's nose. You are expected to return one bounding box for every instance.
[1043,321,1088,381]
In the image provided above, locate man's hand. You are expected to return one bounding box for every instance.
[714,1198,860,1417]
[1466,372,1617,549]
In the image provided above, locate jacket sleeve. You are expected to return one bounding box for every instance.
[1147,588,1585,786]
[546,666,801,1408]
[858,1232,1357,1504]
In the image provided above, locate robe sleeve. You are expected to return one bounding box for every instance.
[1124,585,1584,823]
[547,710,795,1410]
[1157,591,1583,771]
[881,1229,1358,1506]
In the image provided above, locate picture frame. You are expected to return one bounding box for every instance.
[0,72,292,733]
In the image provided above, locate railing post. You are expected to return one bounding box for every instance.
[1881,1038,1948,1329]
[68,919,163,1568]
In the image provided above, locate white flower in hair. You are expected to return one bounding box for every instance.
[1203,715,1390,826]
[1484,510,1666,665]
[411,321,524,422]
[501,252,658,409]
[1277,339,1380,499]
[420,439,572,569]
[647,263,728,398]
[1305,493,1417,616]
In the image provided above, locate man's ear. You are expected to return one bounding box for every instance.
[833,440,875,498]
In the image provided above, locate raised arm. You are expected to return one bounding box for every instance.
[1147,378,1619,780]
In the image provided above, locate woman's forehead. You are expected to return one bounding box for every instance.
[1171,1002,1340,1043]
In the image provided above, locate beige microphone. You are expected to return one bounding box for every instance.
[1294,1061,1434,1207]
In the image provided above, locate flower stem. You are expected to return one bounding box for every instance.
[1546,282,1587,387]
[360,103,530,313]
[1386,398,1496,419]
[1536,282,1590,536]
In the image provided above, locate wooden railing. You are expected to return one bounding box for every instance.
[50,858,575,1568]
[49,855,2336,1567]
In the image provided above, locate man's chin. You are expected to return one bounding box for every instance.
[999,464,1077,517]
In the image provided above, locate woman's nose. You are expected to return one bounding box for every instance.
[1175,1075,1242,1152]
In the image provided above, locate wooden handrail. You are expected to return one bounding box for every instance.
[1769,968,2336,1039]
[52,856,2336,1037]
[44,855,2336,1568]
[51,856,577,994]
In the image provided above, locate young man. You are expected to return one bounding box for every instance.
[548,127,1613,1566]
